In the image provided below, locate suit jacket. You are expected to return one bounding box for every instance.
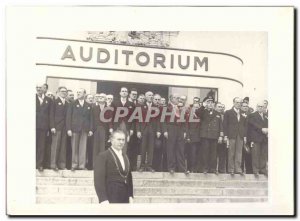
[186,107,201,142]
[136,103,161,133]
[111,99,135,131]
[94,148,133,203]
[223,108,247,139]
[162,103,187,133]
[66,99,92,133]
[247,111,268,143]
[49,97,68,130]
[36,94,52,130]
[91,103,113,132]
[199,108,223,139]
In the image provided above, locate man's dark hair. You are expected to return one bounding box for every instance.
[43,83,49,89]
[130,88,138,94]
[110,129,126,140]
[58,86,67,92]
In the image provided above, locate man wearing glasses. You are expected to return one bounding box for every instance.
[49,86,68,171]
[106,94,114,106]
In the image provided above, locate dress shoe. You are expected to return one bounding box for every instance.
[148,167,155,173]
[254,173,259,178]
[54,167,59,172]
[230,172,234,176]
[138,167,144,172]
[71,167,76,172]
[169,169,175,174]
[203,171,208,174]
[38,167,44,172]
[215,171,219,175]
[184,170,190,175]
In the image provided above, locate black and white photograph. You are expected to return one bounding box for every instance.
[6,6,294,216]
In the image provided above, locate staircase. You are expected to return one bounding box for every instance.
[36,170,268,204]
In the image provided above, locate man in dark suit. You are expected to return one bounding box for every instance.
[152,94,164,172]
[66,90,74,170]
[137,91,161,172]
[36,83,52,171]
[159,99,168,172]
[137,94,145,106]
[49,86,68,171]
[223,97,247,175]
[90,93,113,169]
[186,102,201,173]
[163,94,188,174]
[263,100,268,117]
[240,101,253,174]
[85,94,95,170]
[198,97,223,174]
[66,90,75,103]
[111,87,135,154]
[247,101,268,177]
[215,102,227,174]
[42,84,53,170]
[66,88,93,171]
[127,88,139,171]
[94,130,133,204]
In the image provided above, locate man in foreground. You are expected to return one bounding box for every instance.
[94,130,133,204]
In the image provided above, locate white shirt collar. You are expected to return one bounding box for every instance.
[233,107,240,113]
[37,93,45,99]
[78,99,84,106]
[112,147,123,156]
[58,96,65,103]
[111,147,125,170]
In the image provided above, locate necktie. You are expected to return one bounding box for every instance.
[260,113,264,120]
[237,111,240,121]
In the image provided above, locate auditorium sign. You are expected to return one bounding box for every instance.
[36,37,243,85]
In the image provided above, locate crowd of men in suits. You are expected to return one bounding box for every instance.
[36,82,269,177]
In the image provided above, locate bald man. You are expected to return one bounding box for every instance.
[90,93,113,169]
[223,97,247,175]
[247,101,268,177]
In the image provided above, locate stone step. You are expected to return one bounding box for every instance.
[36,185,267,196]
[133,196,268,203]
[36,170,268,181]
[36,195,98,204]
[36,195,267,204]
[134,187,267,196]
[36,177,268,188]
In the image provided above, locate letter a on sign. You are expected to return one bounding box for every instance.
[61,45,76,61]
